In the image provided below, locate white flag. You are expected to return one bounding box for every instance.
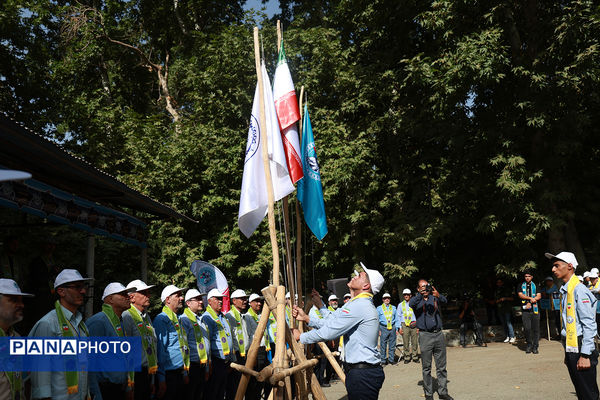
[238,62,295,238]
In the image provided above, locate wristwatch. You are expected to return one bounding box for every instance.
[581,353,591,359]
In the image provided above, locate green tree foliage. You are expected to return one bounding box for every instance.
[1,0,600,301]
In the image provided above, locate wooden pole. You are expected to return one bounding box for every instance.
[317,341,346,383]
[277,20,282,52]
[269,358,319,385]
[253,27,280,287]
[234,300,272,400]
[262,287,326,400]
[296,85,305,334]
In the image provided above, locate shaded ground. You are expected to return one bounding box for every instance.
[321,339,587,399]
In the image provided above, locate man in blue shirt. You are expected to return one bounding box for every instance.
[547,251,598,400]
[154,285,189,400]
[87,282,136,400]
[410,280,453,400]
[201,288,235,400]
[376,293,397,365]
[293,262,386,400]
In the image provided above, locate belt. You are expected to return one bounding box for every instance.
[423,328,441,333]
[344,362,381,371]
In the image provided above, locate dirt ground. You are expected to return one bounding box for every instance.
[321,339,591,399]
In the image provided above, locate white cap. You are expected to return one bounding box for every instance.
[402,288,412,295]
[583,271,591,278]
[0,279,34,297]
[382,292,391,298]
[544,276,554,281]
[249,293,263,302]
[357,262,385,295]
[343,293,351,298]
[231,289,248,299]
[54,269,93,289]
[185,289,203,302]
[102,282,135,301]
[590,271,599,279]
[207,288,225,300]
[592,268,599,275]
[328,294,338,301]
[577,275,584,282]
[126,279,155,292]
[161,284,184,302]
[545,252,579,269]
[285,292,290,299]
[0,170,31,182]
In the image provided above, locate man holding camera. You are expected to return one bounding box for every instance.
[410,280,453,400]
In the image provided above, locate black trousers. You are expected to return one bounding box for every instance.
[459,320,484,345]
[225,354,244,400]
[163,369,185,400]
[185,362,206,400]
[98,382,126,400]
[565,350,599,400]
[522,311,540,349]
[134,368,152,400]
[205,357,230,399]
[345,365,385,400]
[247,347,271,400]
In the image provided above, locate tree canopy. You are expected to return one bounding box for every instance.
[2,0,599,300]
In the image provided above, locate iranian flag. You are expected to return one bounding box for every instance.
[273,39,303,184]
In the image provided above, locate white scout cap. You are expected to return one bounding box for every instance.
[185,289,203,302]
[343,293,351,299]
[285,292,290,299]
[592,268,600,275]
[126,279,155,292]
[207,288,225,300]
[328,294,338,301]
[231,289,248,299]
[249,293,263,302]
[590,271,599,279]
[382,293,391,298]
[102,282,135,301]
[545,251,578,269]
[0,170,31,182]
[583,271,591,278]
[357,262,385,295]
[54,269,93,289]
[402,288,412,295]
[577,275,584,282]
[161,284,184,302]
[0,279,34,297]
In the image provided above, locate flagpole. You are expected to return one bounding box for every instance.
[296,85,305,333]
[253,27,280,287]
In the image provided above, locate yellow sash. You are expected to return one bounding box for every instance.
[562,274,580,353]
[382,304,394,330]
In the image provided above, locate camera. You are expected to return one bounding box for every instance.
[425,284,433,294]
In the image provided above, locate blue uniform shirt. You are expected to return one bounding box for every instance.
[376,304,397,328]
[560,280,598,355]
[201,307,236,362]
[300,295,380,365]
[409,293,447,331]
[86,311,130,400]
[396,300,416,329]
[153,312,187,383]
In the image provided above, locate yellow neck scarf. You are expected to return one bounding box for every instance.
[562,274,580,353]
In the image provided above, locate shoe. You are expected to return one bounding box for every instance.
[413,358,420,363]
[439,395,454,400]
[533,348,539,354]
[321,382,331,387]
[509,337,516,343]
[404,359,410,364]
[425,396,434,400]
[503,337,510,343]
[461,344,466,348]
[526,347,532,354]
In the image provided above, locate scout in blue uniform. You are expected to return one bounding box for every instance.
[293,262,385,400]
[547,251,599,400]
[376,292,397,364]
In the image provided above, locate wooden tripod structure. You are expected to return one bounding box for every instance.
[233,25,345,400]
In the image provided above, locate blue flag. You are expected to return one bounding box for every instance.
[297,105,328,240]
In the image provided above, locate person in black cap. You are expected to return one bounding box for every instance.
[518,270,541,354]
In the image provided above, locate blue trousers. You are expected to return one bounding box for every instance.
[345,366,385,400]
[379,326,396,363]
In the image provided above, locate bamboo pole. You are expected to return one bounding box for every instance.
[317,341,346,383]
[270,359,319,385]
[234,299,272,400]
[262,287,326,400]
[253,27,280,287]
[296,85,305,334]
[230,362,260,378]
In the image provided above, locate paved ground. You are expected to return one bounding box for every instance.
[321,339,588,399]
